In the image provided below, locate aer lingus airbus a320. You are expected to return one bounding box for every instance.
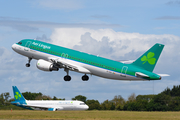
[12,39,168,81]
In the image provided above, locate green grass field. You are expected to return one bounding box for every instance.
[0,110,180,120]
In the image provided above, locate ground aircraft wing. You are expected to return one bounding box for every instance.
[24,104,63,110]
[49,57,91,74]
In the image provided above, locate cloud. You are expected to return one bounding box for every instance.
[156,16,180,20]
[166,0,180,5]
[91,15,111,19]
[33,0,84,10]
[35,34,51,42]
[0,17,120,32]
[50,28,180,91]
[50,28,180,60]
[50,28,180,102]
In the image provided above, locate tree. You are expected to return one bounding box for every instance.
[52,96,65,100]
[53,96,58,100]
[136,95,155,101]
[146,93,170,111]
[72,95,87,103]
[86,99,100,110]
[3,92,10,102]
[22,92,42,100]
[111,95,125,110]
[128,93,136,102]
[35,95,52,100]
[101,100,115,110]
[0,93,5,106]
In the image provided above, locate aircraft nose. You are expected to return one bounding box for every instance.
[85,105,89,110]
[12,44,16,51]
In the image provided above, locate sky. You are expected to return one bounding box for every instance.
[1,0,180,102]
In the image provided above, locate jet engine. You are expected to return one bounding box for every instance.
[36,59,59,71]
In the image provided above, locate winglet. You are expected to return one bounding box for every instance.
[132,43,164,72]
[12,86,26,101]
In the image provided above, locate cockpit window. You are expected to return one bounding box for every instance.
[18,41,22,45]
[80,103,85,105]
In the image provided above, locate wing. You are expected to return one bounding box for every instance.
[49,57,91,74]
[23,104,63,111]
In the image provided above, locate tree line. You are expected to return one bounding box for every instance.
[1,85,180,111]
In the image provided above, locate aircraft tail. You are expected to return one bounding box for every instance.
[131,43,164,72]
[12,86,26,101]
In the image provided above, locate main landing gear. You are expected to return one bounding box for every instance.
[64,68,71,81]
[64,75,71,81]
[63,68,89,81]
[82,74,89,81]
[26,57,32,67]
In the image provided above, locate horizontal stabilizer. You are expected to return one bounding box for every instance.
[135,72,149,78]
[119,60,135,64]
[158,74,170,77]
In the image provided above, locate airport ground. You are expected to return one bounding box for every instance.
[0,110,180,120]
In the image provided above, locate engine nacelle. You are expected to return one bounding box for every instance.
[36,59,59,72]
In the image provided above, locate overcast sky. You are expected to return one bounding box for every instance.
[1,0,180,102]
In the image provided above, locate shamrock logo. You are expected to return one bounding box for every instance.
[141,52,156,65]
[14,92,21,100]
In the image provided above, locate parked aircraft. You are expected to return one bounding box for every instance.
[11,86,89,111]
[12,39,168,81]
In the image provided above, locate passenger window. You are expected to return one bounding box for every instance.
[80,103,85,105]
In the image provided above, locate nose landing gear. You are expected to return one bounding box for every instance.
[26,57,32,67]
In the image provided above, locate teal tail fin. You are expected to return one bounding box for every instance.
[132,43,164,72]
[12,86,26,101]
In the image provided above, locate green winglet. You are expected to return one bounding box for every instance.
[132,43,164,72]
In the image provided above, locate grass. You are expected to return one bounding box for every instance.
[0,110,180,120]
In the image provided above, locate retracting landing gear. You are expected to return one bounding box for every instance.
[64,68,71,81]
[26,57,32,67]
[82,74,89,81]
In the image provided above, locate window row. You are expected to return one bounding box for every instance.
[31,46,116,71]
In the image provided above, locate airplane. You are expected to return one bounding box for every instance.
[12,39,168,81]
[11,86,89,111]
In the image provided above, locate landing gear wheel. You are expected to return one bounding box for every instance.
[82,75,89,81]
[64,75,71,81]
[26,63,30,67]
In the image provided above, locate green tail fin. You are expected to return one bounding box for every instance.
[132,43,164,72]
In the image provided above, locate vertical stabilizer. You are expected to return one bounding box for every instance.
[132,43,164,72]
[12,86,26,101]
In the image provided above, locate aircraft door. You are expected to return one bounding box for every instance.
[121,66,128,77]
[24,41,31,51]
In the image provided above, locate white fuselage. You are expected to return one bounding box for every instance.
[25,100,88,111]
[12,43,144,81]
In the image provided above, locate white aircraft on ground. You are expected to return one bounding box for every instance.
[11,86,89,111]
